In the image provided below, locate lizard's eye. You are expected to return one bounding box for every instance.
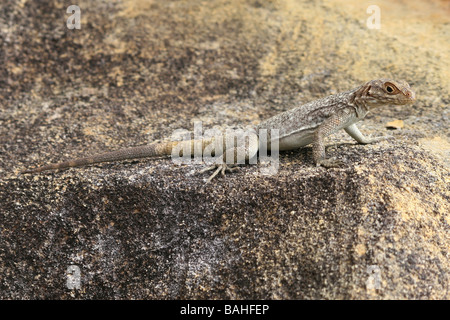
[384,82,399,94]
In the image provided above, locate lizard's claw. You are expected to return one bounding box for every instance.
[317,157,345,168]
[199,163,239,183]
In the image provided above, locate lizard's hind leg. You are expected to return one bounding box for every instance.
[199,131,257,183]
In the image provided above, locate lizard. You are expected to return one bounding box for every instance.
[21,78,416,182]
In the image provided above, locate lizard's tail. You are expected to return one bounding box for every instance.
[21,141,176,174]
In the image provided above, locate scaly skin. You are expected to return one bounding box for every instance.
[22,79,416,180]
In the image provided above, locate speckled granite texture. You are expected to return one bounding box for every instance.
[0,0,448,299]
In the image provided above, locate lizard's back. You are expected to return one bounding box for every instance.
[256,89,355,150]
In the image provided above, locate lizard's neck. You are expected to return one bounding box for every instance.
[349,85,371,119]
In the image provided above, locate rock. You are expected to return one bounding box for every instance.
[0,0,448,299]
[386,120,404,130]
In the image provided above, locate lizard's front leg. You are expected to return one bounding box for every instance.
[344,123,392,144]
[313,110,353,168]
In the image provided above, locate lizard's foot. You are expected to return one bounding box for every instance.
[359,135,394,145]
[199,163,239,183]
[316,157,345,168]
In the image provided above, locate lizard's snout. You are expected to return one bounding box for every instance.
[403,89,416,103]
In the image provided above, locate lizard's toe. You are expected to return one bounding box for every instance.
[200,163,239,183]
[317,157,345,168]
[360,135,394,145]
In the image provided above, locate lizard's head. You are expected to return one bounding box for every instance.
[360,79,416,108]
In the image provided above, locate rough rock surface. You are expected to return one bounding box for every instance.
[0,0,449,299]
